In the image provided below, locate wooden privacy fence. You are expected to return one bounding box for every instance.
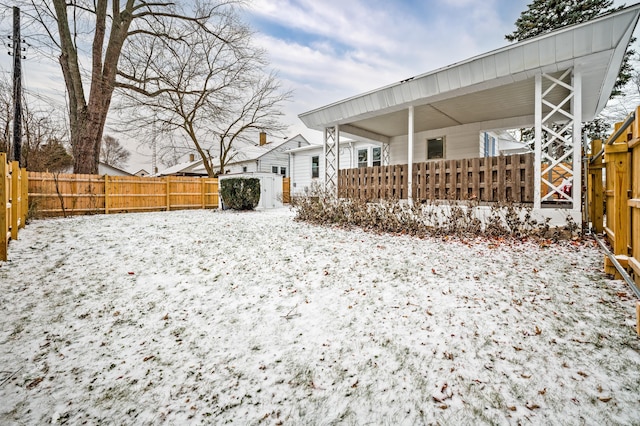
[339,153,534,203]
[588,106,640,287]
[28,173,219,217]
[1,153,28,261]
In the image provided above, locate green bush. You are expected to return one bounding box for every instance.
[220,178,261,210]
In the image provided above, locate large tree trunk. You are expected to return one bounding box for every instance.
[53,0,130,174]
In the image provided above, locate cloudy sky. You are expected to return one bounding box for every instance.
[243,0,531,142]
[1,0,634,173]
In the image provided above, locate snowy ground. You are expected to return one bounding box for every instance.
[0,208,639,425]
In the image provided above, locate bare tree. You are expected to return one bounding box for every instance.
[21,0,240,174]
[0,72,70,169]
[117,7,290,177]
[100,135,130,168]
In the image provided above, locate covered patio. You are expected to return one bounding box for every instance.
[298,5,640,225]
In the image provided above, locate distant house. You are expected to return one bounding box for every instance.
[158,156,204,177]
[480,130,530,157]
[62,162,132,176]
[134,169,150,177]
[159,133,310,177]
[287,140,384,196]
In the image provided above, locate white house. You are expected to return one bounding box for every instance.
[158,133,310,177]
[219,134,310,177]
[480,130,530,157]
[287,140,385,196]
[298,5,640,226]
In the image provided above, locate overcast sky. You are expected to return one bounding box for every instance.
[0,0,635,173]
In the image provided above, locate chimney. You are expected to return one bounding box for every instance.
[259,131,267,146]
[189,153,195,162]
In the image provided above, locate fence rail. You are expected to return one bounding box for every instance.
[1,153,28,260]
[339,153,535,203]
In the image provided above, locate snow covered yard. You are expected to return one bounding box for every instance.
[0,208,638,425]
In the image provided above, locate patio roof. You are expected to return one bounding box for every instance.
[298,5,640,142]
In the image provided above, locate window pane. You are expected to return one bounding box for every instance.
[312,156,319,178]
[427,137,444,159]
[272,166,278,173]
[358,149,368,168]
[372,147,381,166]
[280,167,286,175]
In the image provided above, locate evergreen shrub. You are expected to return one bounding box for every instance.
[220,178,261,210]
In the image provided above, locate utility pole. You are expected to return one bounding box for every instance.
[12,6,22,165]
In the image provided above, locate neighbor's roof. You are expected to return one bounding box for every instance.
[158,159,203,176]
[299,5,640,141]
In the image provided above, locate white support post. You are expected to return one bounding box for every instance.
[407,105,414,203]
[323,125,339,196]
[383,143,390,166]
[572,71,582,213]
[534,73,542,209]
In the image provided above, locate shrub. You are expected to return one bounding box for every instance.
[220,178,261,210]
[291,188,579,240]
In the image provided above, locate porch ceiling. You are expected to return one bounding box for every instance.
[298,5,640,141]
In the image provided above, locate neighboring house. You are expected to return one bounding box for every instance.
[134,169,150,177]
[480,130,530,157]
[158,156,203,177]
[159,133,310,177]
[288,140,384,196]
[62,162,132,176]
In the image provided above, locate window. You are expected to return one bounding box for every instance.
[372,147,382,166]
[358,149,368,168]
[272,166,278,174]
[427,137,445,160]
[312,156,319,178]
[280,167,286,176]
[242,166,247,172]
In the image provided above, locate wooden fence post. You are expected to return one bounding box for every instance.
[589,139,604,233]
[10,161,20,239]
[165,177,171,211]
[201,178,206,209]
[0,154,8,261]
[104,175,110,215]
[605,142,630,257]
[20,168,27,228]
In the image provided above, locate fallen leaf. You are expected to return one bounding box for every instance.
[525,402,540,410]
[143,355,155,362]
[535,326,542,335]
[577,371,589,378]
[598,396,612,402]
[26,377,44,390]
[128,272,135,275]
[538,388,546,395]
[507,406,517,411]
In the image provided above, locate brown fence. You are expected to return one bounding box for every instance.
[28,173,219,217]
[589,106,640,286]
[283,177,290,203]
[1,153,28,261]
[339,153,534,203]
[587,106,640,334]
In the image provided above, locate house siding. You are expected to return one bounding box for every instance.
[290,141,381,195]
